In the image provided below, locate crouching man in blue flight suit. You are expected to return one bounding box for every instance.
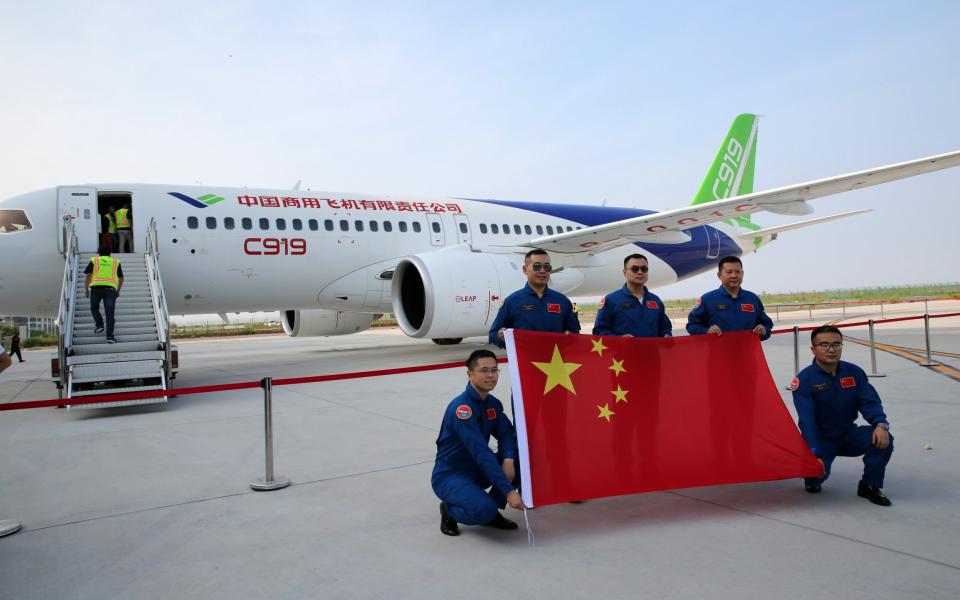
[791,325,894,506]
[432,349,525,536]
[593,253,672,338]
[686,255,773,339]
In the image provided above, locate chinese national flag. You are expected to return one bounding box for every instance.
[504,329,822,507]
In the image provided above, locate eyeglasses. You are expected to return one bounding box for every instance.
[814,342,843,351]
[627,265,649,273]
[530,262,552,272]
[473,368,500,375]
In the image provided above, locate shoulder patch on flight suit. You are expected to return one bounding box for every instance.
[741,303,755,312]
[811,383,829,392]
[789,377,799,391]
[840,376,856,389]
[547,303,561,313]
[486,408,497,420]
[646,300,658,309]
[456,404,473,419]
[715,304,728,310]
[598,297,605,308]
[521,304,537,311]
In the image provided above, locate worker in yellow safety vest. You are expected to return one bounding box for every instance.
[101,206,118,252]
[84,246,124,343]
[115,203,132,253]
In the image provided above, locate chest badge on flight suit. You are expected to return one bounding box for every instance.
[486,408,497,420]
[811,383,829,393]
[840,377,856,389]
[741,304,755,312]
[646,300,658,309]
[521,304,537,312]
[547,303,561,313]
[715,304,728,310]
[456,404,473,419]
[620,302,635,309]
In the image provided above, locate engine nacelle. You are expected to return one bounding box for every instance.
[281,308,374,337]
[392,249,524,339]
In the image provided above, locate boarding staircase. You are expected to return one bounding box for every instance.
[54,218,177,409]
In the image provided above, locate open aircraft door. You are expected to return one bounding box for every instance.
[57,186,100,252]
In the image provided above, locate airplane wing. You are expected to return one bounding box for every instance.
[736,209,872,240]
[528,150,960,255]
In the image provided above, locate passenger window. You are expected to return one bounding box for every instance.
[308,219,318,231]
[383,221,393,232]
[431,222,441,233]
[399,221,408,232]
[480,223,488,234]
[546,225,554,235]
[502,224,509,234]
[224,217,235,230]
[459,222,468,234]
[276,218,286,231]
[242,217,252,230]
[524,225,532,235]
[536,225,543,235]
[413,222,422,233]
[292,218,303,231]
[259,218,269,230]
[324,220,334,231]
[370,221,379,232]
[355,220,364,232]
[491,224,500,234]
[340,220,349,232]
[513,224,521,234]
[206,216,216,229]
[187,216,199,229]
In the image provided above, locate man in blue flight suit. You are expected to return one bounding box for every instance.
[593,253,672,338]
[791,325,893,506]
[432,349,525,536]
[686,255,773,339]
[489,248,581,348]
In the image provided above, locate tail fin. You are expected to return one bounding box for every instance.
[691,113,759,206]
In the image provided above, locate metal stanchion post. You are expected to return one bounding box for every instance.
[920,314,936,367]
[880,301,884,319]
[785,326,801,389]
[808,304,813,320]
[867,319,886,378]
[842,303,846,318]
[776,305,780,320]
[250,377,290,491]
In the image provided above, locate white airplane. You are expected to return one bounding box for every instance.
[1,114,958,345]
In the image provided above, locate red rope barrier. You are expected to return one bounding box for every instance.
[3,311,956,412]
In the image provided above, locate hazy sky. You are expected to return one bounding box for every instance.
[2,1,958,299]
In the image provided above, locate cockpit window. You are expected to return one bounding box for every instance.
[0,210,32,233]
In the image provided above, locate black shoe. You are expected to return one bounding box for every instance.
[94,327,104,334]
[482,512,518,530]
[857,482,892,506]
[439,502,460,536]
[805,483,822,494]
[106,337,117,344]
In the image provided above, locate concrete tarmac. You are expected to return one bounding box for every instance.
[0,304,958,599]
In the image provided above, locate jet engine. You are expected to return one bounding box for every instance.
[281,308,375,337]
[391,250,524,340]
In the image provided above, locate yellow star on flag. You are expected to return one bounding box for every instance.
[609,358,626,377]
[611,385,629,403]
[590,338,607,357]
[597,403,615,422]
[532,345,582,394]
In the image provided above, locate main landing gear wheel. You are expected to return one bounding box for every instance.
[431,338,463,345]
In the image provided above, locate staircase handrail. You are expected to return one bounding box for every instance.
[145,218,172,377]
[56,216,80,388]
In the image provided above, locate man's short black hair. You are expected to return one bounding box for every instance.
[466,349,498,370]
[717,255,742,272]
[811,325,843,344]
[524,248,549,262]
[623,253,648,267]
[97,246,112,256]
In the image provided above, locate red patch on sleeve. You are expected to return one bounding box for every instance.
[840,376,856,389]
[547,303,561,313]
[455,404,473,419]
[789,377,799,391]
[740,303,755,312]
[598,297,605,309]
[696,297,702,306]
[646,300,658,309]
[486,408,497,420]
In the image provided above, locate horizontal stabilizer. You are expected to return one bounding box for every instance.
[737,209,872,240]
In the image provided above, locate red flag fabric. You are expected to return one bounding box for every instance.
[504,329,822,507]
